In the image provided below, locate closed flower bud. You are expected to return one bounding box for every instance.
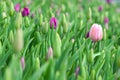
[22,7,30,17]
[88,7,92,20]
[90,69,95,80]
[14,28,24,52]
[42,18,48,33]
[46,47,53,60]
[106,0,112,4]
[50,17,57,29]
[62,14,68,33]
[89,23,103,42]
[98,6,103,12]
[39,14,43,26]
[52,32,61,58]
[87,48,94,63]
[14,4,20,12]
[104,17,109,29]
[9,1,14,16]
[98,75,102,80]
[20,57,25,71]
[9,30,14,44]
[4,67,12,80]
[75,67,80,78]
[35,57,40,70]
[15,12,22,28]
[24,17,30,27]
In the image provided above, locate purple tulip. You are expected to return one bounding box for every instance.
[104,17,109,24]
[75,67,80,78]
[106,0,112,3]
[50,17,57,29]
[21,57,25,71]
[22,7,30,17]
[46,47,53,60]
[14,4,20,12]
[98,6,103,12]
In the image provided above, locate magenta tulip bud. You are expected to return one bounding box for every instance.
[14,4,20,12]
[75,67,80,78]
[46,47,53,60]
[21,57,25,71]
[98,6,103,12]
[106,0,112,3]
[86,31,90,38]
[50,17,57,29]
[22,7,30,17]
[104,17,109,24]
[89,24,103,42]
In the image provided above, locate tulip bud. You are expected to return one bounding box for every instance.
[20,57,25,71]
[14,12,22,28]
[42,18,48,33]
[24,17,30,27]
[9,30,14,44]
[14,4,20,12]
[4,67,12,80]
[104,17,109,30]
[87,48,94,63]
[98,6,103,12]
[90,69,95,80]
[50,17,57,29]
[14,28,24,52]
[8,1,14,16]
[22,7,30,17]
[62,14,68,33]
[106,0,112,4]
[98,75,102,80]
[52,32,61,58]
[89,23,103,42]
[75,67,80,78]
[46,47,53,60]
[39,14,43,26]
[88,7,92,21]
[35,57,40,70]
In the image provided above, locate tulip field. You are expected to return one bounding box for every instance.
[0,0,120,80]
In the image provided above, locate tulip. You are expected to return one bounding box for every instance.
[14,28,24,52]
[98,6,103,12]
[14,4,20,12]
[22,7,30,17]
[21,57,25,71]
[50,17,57,29]
[106,0,112,4]
[104,17,109,29]
[89,24,103,42]
[46,47,53,60]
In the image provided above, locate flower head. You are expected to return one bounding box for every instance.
[22,7,30,17]
[104,17,109,24]
[46,47,53,60]
[21,57,25,71]
[14,4,20,12]
[106,0,112,3]
[86,31,90,38]
[98,6,103,12]
[50,17,57,29]
[89,24,103,42]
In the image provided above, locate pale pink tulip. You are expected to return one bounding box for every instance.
[89,24,103,42]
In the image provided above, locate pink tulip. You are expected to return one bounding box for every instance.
[46,47,53,60]
[89,24,103,42]
[14,4,20,12]
[21,57,25,71]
